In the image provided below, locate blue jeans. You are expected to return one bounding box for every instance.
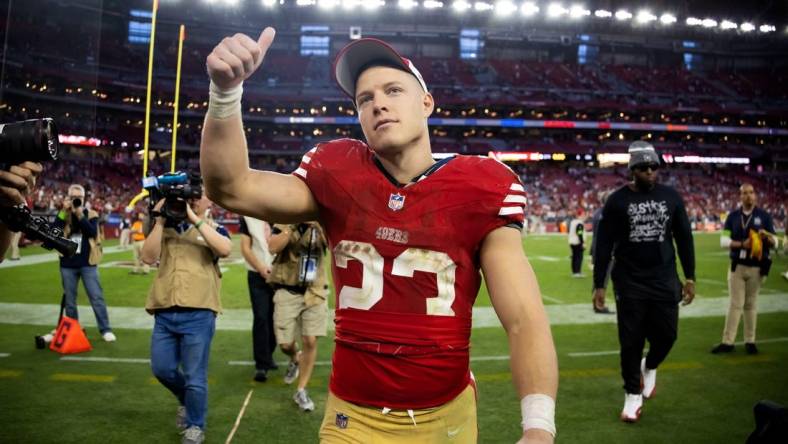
[151,310,216,429]
[60,266,112,334]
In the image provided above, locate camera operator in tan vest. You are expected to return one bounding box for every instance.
[268,221,329,412]
[141,192,231,444]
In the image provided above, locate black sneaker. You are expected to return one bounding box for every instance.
[254,369,268,382]
[711,343,734,354]
[593,305,614,314]
[745,343,759,355]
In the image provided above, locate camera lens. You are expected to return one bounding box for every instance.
[72,198,82,208]
[0,118,59,163]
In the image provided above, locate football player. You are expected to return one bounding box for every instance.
[201,28,558,443]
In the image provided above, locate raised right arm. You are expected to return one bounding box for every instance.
[200,27,319,224]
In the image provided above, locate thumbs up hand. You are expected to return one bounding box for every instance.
[206,27,276,91]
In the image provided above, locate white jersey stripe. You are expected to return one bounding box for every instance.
[294,167,307,178]
[499,206,524,216]
[301,154,312,164]
[510,183,524,192]
[503,195,527,204]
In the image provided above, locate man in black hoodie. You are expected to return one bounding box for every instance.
[593,141,695,423]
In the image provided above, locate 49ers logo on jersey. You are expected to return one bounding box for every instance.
[388,193,405,211]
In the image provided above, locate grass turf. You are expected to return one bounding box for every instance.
[0,233,786,443]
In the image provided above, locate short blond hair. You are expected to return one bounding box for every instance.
[68,184,85,196]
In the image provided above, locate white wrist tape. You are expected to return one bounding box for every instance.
[207,81,243,119]
[521,394,556,437]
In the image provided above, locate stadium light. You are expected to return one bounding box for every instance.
[547,3,568,18]
[759,24,776,33]
[739,22,755,32]
[594,9,612,18]
[686,17,702,26]
[720,20,737,30]
[398,0,418,9]
[659,13,676,25]
[342,0,361,9]
[635,10,656,24]
[318,0,338,9]
[362,0,385,9]
[568,5,590,19]
[614,9,632,21]
[701,18,717,28]
[494,1,517,16]
[222,0,239,5]
[423,0,443,9]
[521,2,539,16]
[261,0,277,6]
[474,2,494,12]
[452,0,471,12]
[296,0,315,6]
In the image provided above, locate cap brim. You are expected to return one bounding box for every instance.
[333,39,413,101]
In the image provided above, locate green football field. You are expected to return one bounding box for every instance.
[1,232,786,443]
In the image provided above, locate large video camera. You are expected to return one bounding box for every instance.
[143,171,203,222]
[0,118,77,257]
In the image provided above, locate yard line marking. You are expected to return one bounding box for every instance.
[0,369,22,378]
[532,256,561,262]
[567,350,620,357]
[741,337,788,344]
[567,337,788,358]
[0,353,10,358]
[50,373,116,383]
[225,389,254,444]
[697,278,726,286]
[542,294,564,304]
[229,355,515,367]
[61,356,150,364]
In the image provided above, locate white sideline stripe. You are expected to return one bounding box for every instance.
[61,356,150,364]
[1,294,787,331]
[0,353,9,358]
[503,195,527,204]
[510,183,524,192]
[567,337,788,358]
[0,245,129,269]
[225,389,254,444]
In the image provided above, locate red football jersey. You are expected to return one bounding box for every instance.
[293,139,525,409]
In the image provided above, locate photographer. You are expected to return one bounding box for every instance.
[141,192,231,444]
[0,161,42,262]
[267,221,328,412]
[53,184,115,342]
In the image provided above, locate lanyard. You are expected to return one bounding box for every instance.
[740,210,754,232]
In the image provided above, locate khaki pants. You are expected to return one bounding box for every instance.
[120,228,131,248]
[722,264,762,344]
[132,240,149,274]
[319,384,478,444]
[273,288,327,345]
